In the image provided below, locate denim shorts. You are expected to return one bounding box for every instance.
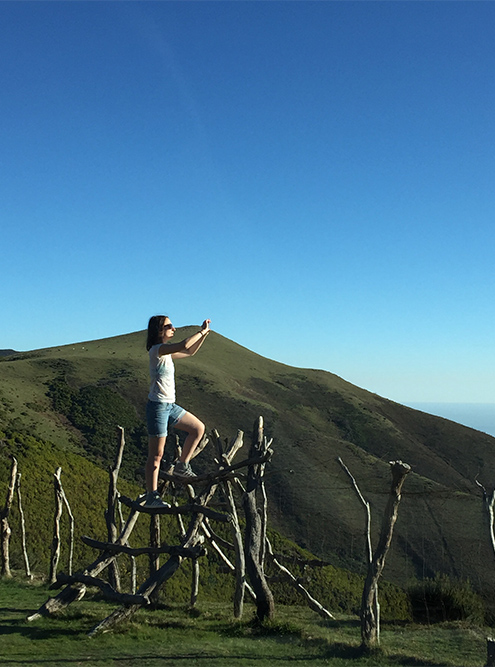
[146,401,186,437]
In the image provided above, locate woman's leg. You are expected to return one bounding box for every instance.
[145,436,166,492]
[174,412,205,464]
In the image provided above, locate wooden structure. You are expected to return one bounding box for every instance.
[27,417,335,635]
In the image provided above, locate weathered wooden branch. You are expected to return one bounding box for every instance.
[475,478,495,561]
[191,434,209,460]
[105,426,126,591]
[200,519,256,600]
[49,467,64,584]
[1,456,18,578]
[338,456,379,636]
[265,537,335,621]
[191,556,200,608]
[213,428,247,618]
[52,572,150,605]
[202,518,235,552]
[149,514,161,572]
[337,458,372,562]
[81,535,206,558]
[242,417,275,622]
[118,495,230,522]
[360,460,410,650]
[16,472,33,580]
[486,637,495,667]
[158,450,270,486]
[117,499,136,593]
[27,506,141,621]
[60,479,75,577]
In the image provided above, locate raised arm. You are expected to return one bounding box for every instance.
[158,320,211,358]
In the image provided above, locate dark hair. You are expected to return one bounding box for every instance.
[146,315,168,351]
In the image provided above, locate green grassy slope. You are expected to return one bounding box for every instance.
[1,329,495,600]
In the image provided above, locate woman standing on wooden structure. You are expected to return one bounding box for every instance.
[141,315,211,508]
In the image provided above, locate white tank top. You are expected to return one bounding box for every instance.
[148,344,176,403]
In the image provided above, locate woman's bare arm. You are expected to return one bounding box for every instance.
[172,329,210,359]
[158,319,211,358]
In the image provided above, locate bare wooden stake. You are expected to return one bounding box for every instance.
[362,461,410,650]
[117,499,136,594]
[47,467,75,580]
[60,480,75,577]
[190,557,200,608]
[338,456,379,637]
[106,427,126,592]
[1,456,18,578]
[200,519,255,601]
[475,478,495,560]
[242,417,275,622]
[486,637,495,667]
[16,472,33,580]
[212,428,248,618]
[149,512,161,606]
[49,467,64,585]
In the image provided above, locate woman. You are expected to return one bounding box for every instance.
[142,315,211,508]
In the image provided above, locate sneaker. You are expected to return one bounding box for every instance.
[173,461,197,480]
[142,491,171,509]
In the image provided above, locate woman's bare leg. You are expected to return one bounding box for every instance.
[145,436,166,492]
[174,412,205,464]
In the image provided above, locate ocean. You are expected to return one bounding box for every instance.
[405,403,495,438]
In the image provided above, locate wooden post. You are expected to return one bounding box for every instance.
[105,426,126,592]
[475,478,495,560]
[148,513,161,607]
[338,457,378,636]
[486,637,495,667]
[16,472,33,580]
[200,518,256,601]
[61,480,75,577]
[213,428,246,618]
[242,417,275,622]
[117,500,136,593]
[361,461,410,650]
[49,468,64,584]
[1,456,18,578]
[190,557,200,607]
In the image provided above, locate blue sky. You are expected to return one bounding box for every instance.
[2,1,495,405]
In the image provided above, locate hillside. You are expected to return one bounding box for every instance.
[1,328,495,600]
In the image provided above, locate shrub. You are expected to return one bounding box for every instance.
[46,377,147,478]
[408,574,485,624]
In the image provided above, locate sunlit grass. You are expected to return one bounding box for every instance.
[0,578,489,667]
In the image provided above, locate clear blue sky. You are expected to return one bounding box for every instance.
[2,1,495,405]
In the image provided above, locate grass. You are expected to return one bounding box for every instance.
[0,578,489,666]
